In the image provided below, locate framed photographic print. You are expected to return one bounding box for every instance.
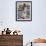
[16,1,32,21]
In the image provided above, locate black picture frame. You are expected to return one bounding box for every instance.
[16,1,32,21]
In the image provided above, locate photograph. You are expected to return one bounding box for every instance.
[16,1,32,21]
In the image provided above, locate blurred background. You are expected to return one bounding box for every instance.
[0,0,46,46]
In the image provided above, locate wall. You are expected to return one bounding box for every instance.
[0,0,46,45]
